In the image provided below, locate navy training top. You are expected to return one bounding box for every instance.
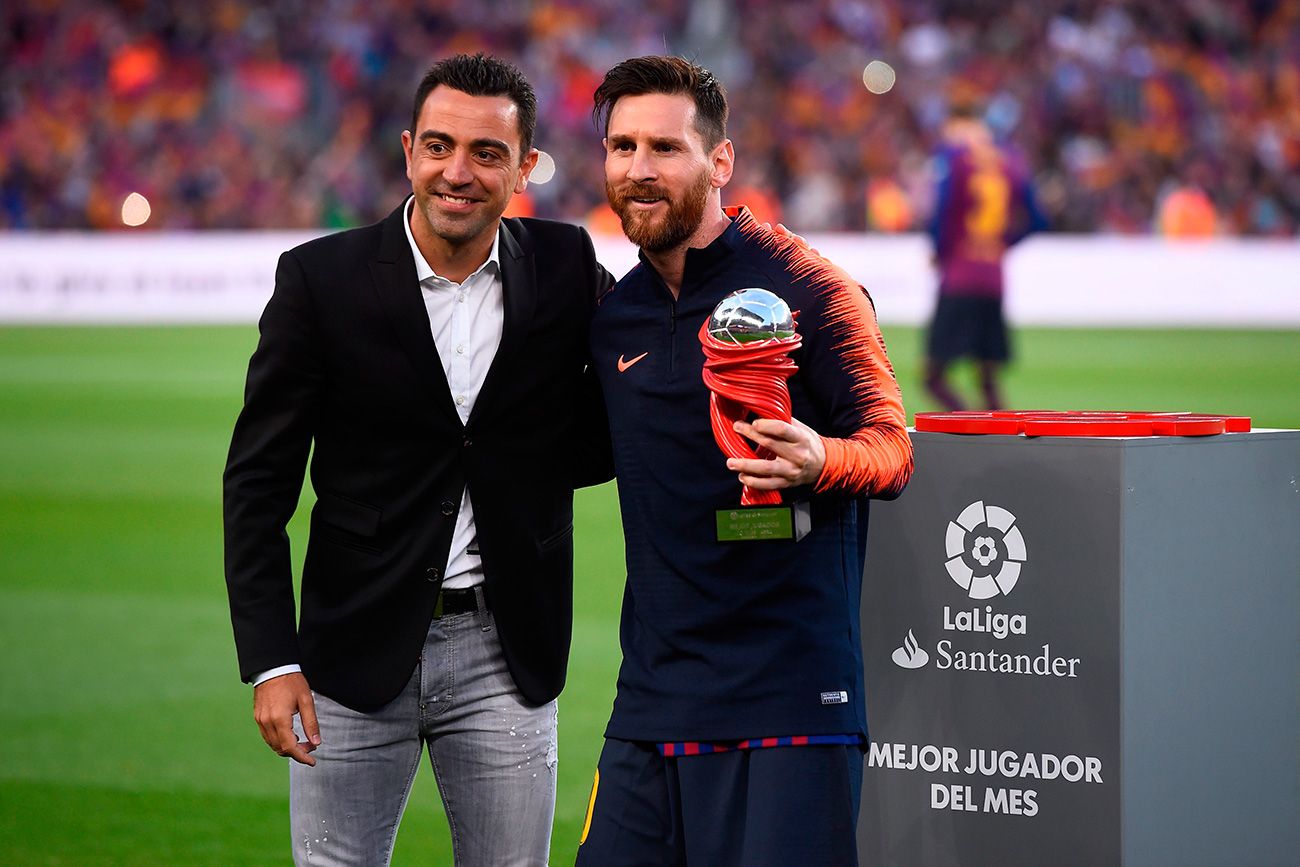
[591,207,913,743]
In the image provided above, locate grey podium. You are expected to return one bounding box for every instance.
[858,427,1299,867]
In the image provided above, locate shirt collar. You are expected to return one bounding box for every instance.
[686,206,748,273]
[403,195,501,285]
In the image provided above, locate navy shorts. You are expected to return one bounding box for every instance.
[926,295,1010,363]
[575,738,863,867]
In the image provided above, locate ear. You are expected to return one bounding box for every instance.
[514,148,540,193]
[710,139,735,189]
[401,130,414,181]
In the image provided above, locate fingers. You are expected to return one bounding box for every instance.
[735,417,790,441]
[727,421,804,487]
[766,221,805,246]
[728,417,825,488]
[738,473,789,491]
[284,690,321,765]
[727,458,800,489]
[299,691,322,751]
[253,673,319,767]
[733,418,800,455]
[775,223,806,248]
[773,223,819,255]
[273,714,317,767]
[726,453,795,477]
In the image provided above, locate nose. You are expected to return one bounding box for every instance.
[443,149,473,186]
[626,147,656,183]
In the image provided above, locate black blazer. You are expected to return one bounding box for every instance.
[223,201,613,711]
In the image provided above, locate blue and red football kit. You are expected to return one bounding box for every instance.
[928,142,1045,299]
[925,140,1047,371]
[578,207,912,864]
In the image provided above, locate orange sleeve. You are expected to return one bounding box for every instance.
[811,291,913,499]
[735,211,915,499]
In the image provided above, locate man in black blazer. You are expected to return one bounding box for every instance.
[223,54,612,865]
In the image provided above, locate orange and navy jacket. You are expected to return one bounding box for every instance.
[590,206,913,743]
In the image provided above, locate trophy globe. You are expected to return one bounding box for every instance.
[707,288,795,345]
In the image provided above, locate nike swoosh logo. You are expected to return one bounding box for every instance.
[617,352,649,373]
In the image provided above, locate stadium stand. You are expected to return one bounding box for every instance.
[1,0,1296,234]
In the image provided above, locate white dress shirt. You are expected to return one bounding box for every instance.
[401,195,503,589]
[253,199,504,687]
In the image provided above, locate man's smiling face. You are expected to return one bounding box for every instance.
[603,92,718,253]
[403,86,536,250]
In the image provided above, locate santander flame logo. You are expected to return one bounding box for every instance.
[891,629,930,669]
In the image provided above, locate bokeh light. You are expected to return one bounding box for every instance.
[862,60,897,95]
[531,151,556,184]
[120,192,151,227]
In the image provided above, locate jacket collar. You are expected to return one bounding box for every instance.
[371,199,536,428]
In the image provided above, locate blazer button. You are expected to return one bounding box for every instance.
[440,500,455,516]
[463,435,473,447]
[426,567,440,582]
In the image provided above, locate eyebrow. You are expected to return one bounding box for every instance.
[607,133,688,150]
[417,129,513,155]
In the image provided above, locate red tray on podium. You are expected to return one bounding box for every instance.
[914,410,1252,437]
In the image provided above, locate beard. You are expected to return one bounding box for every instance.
[607,171,711,253]
[412,185,497,248]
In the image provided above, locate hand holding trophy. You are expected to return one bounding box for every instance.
[699,288,811,541]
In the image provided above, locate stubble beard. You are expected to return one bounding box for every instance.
[607,171,711,253]
[414,186,495,247]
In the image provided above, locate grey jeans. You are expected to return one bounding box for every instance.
[290,598,558,866]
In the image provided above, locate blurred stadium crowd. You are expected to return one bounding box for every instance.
[1,0,1296,234]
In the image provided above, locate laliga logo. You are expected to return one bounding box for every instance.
[945,501,1027,599]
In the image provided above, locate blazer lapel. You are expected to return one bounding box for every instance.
[369,200,461,426]
[470,218,535,426]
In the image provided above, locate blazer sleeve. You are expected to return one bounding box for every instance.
[570,227,617,489]
[222,249,323,682]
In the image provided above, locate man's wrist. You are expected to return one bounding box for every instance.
[252,664,302,687]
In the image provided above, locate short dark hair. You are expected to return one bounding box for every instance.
[593,56,728,148]
[411,53,537,156]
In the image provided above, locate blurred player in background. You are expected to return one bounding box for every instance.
[924,104,1047,411]
[577,55,913,866]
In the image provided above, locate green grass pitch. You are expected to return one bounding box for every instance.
[1,325,1296,864]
